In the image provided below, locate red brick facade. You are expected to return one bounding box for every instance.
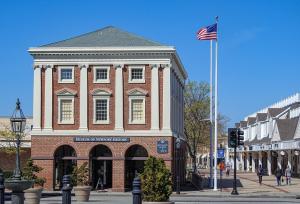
[31,135,174,191]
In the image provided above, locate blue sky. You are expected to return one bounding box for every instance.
[1,0,299,126]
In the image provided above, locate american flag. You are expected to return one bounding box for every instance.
[197,23,217,40]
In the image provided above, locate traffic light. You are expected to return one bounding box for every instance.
[237,129,244,146]
[228,128,237,148]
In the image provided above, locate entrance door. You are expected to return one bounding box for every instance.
[91,160,112,189]
[125,145,148,190]
[89,145,113,190]
[261,152,268,175]
[53,145,77,190]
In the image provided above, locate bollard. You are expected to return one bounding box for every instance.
[0,173,4,204]
[132,177,142,204]
[62,175,72,204]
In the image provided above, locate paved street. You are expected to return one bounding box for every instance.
[4,172,300,203]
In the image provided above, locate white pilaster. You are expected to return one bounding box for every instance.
[277,153,282,169]
[162,64,171,131]
[151,64,159,130]
[44,64,53,131]
[33,65,42,130]
[267,151,272,175]
[115,64,124,131]
[79,64,88,131]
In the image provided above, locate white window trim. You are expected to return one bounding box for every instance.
[93,66,110,83]
[93,96,110,124]
[58,96,75,124]
[128,65,145,83]
[58,66,75,83]
[128,96,146,124]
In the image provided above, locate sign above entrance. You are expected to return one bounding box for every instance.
[157,140,168,154]
[74,137,130,142]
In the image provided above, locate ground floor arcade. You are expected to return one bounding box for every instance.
[31,135,186,192]
[229,149,300,177]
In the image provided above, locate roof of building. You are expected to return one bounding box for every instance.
[41,26,164,47]
[247,117,256,125]
[240,121,247,128]
[268,108,284,117]
[256,113,267,122]
[276,117,299,141]
[235,123,240,128]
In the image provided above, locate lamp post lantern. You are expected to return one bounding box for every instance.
[10,98,27,181]
[175,137,181,194]
[4,99,33,204]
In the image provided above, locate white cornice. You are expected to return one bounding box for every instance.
[31,129,174,137]
[28,46,175,53]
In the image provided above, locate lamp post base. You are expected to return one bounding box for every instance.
[12,192,25,204]
[231,189,239,195]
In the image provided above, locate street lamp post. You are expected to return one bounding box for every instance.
[10,98,27,181]
[4,99,33,204]
[175,138,181,194]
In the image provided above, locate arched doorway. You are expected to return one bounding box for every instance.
[281,151,288,171]
[54,145,77,190]
[261,151,268,174]
[89,145,113,189]
[125,145,148,190]
[271,151,278,174]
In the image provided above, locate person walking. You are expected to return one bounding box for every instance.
[257,164,263,185]
[275,167,282,186]
[285,165,292,185]
[226,162,231,176]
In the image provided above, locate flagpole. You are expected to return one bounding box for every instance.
[213,16,219,191]
[209,39,213,189]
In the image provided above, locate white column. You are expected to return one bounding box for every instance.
[240,153,244,171]
[44,64,53,131]
[288,150,292,169]
[162,64,171,131]
[258,151,262,166]
[33,65,42,130]
[151,64,159,130]
[246,154,250,172]
[115,64,124,131]
[277,153,282,169]
[267,151,272,175]
[252,153,256,172]
[79,64,88,131]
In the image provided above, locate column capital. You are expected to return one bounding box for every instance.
[150,64,159,69]
[114,64,124,69]
[45,64,54,69]
[161,63,172,69]
[33,64,43,70]
[79,64,89,69]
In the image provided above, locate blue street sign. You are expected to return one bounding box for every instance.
[157,140,168,154]
[217,148,225,158]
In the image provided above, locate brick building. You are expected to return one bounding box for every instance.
[28,26,187,191]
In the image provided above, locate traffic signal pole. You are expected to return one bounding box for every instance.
[231,145,238,195]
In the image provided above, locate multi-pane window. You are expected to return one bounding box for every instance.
[95,99,108,122]
[96,69,108,80]
[61,69,73,80]
[131,99,144,122]
[94,66,110,83]
[60,99,73,122]
[131,68,143,80]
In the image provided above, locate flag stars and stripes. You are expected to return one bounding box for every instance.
[197,23,217,40]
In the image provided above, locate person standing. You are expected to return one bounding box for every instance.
[285,165,292,185]
[275,167,282,186]
[257,164,263,185]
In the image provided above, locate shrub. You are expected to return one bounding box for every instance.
[140,156,173,202]
[72,162,89,186]
[22,158,46,187]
